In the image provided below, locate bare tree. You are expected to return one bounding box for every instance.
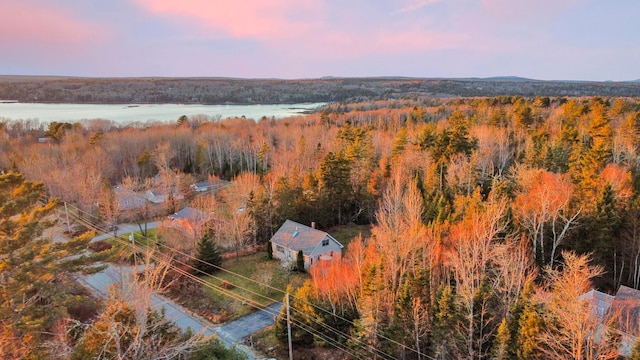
[536,251,619,360]
[513,166,580,267]
[447,193,508,359]
[71,250,205,359]
[372,164,426,306]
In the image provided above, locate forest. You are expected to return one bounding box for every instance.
[2,76,640,104]
[3,94,640,359]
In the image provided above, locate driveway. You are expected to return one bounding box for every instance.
[78,220,280,359]
[214,302,284,346]
[80,264,215,337]
[79,264,280,359]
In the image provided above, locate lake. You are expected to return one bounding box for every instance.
[0,102,326,124]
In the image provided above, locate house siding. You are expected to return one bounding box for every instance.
[271,237,343,270]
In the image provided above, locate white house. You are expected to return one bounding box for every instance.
[270,220,343,270]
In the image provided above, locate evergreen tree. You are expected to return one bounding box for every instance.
[391,126,408,158]
[177,114,189,127]
[318,151,352,226]
[573,102,614,202]
[516,303,544,360]
[447,110,478,157]
[0,171,96,359]
[514,103,534,129]
[257,142,270,175]
[193,231,222,275]
[266,240,273,260]
[581,184,621,289]
[350,262,386,357]
[492,318,511,360]
[431,285,459,358]
[296,249,305,272]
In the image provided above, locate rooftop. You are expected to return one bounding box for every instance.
[270,220,342,255]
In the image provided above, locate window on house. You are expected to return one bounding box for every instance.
[329,251,333,257]
[276,245,284,252]
[322,239,329,246]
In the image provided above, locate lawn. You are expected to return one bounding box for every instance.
[327,224,372,249]
[203,252,308,320]
[101,228,163,263]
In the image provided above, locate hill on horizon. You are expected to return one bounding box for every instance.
[1,76,640,104]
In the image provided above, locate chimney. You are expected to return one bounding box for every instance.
[311,221,316,229]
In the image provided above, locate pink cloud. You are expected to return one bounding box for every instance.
[0,0,106,47]
[132,0,519,65]
[134,0,323,40]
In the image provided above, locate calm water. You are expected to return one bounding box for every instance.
[0,102,325,124]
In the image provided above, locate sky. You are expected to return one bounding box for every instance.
[1,0,638,81]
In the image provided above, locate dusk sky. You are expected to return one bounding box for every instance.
[1,0,638,81]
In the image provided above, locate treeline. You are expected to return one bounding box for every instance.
[2,76,640,104]
[3,95,640,357]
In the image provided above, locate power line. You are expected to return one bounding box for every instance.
[100,227,386,358]
[66,202,414,358]
[63,201,432,359]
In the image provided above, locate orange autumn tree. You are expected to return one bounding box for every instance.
[513,167,580,267]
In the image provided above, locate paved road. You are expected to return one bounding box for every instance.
[80,264,216,337]
[79,265,273,359]
[80,228,282,359]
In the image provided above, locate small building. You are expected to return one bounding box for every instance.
[146,189,166,204]
[583,285,640,356]
[191,181,212,192]
[168,207,210,223]
[146,187,185,204]
[190,179,229,193]
[270,220,343,270]
[165,207,212,240]
[114,187,147,211]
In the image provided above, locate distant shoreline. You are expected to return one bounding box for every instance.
[2,77,639,105]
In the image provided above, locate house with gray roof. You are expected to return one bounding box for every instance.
[582,285,640,356]
[270,220,343,270]
[114,186,147,211]
[165,207,212,240]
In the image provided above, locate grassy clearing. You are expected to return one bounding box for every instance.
[328,224,372,249]
[203,252,308,320]
[101,228,162,264]
[251,326,279,358]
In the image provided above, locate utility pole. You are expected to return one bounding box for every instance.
[286,292,293,360]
